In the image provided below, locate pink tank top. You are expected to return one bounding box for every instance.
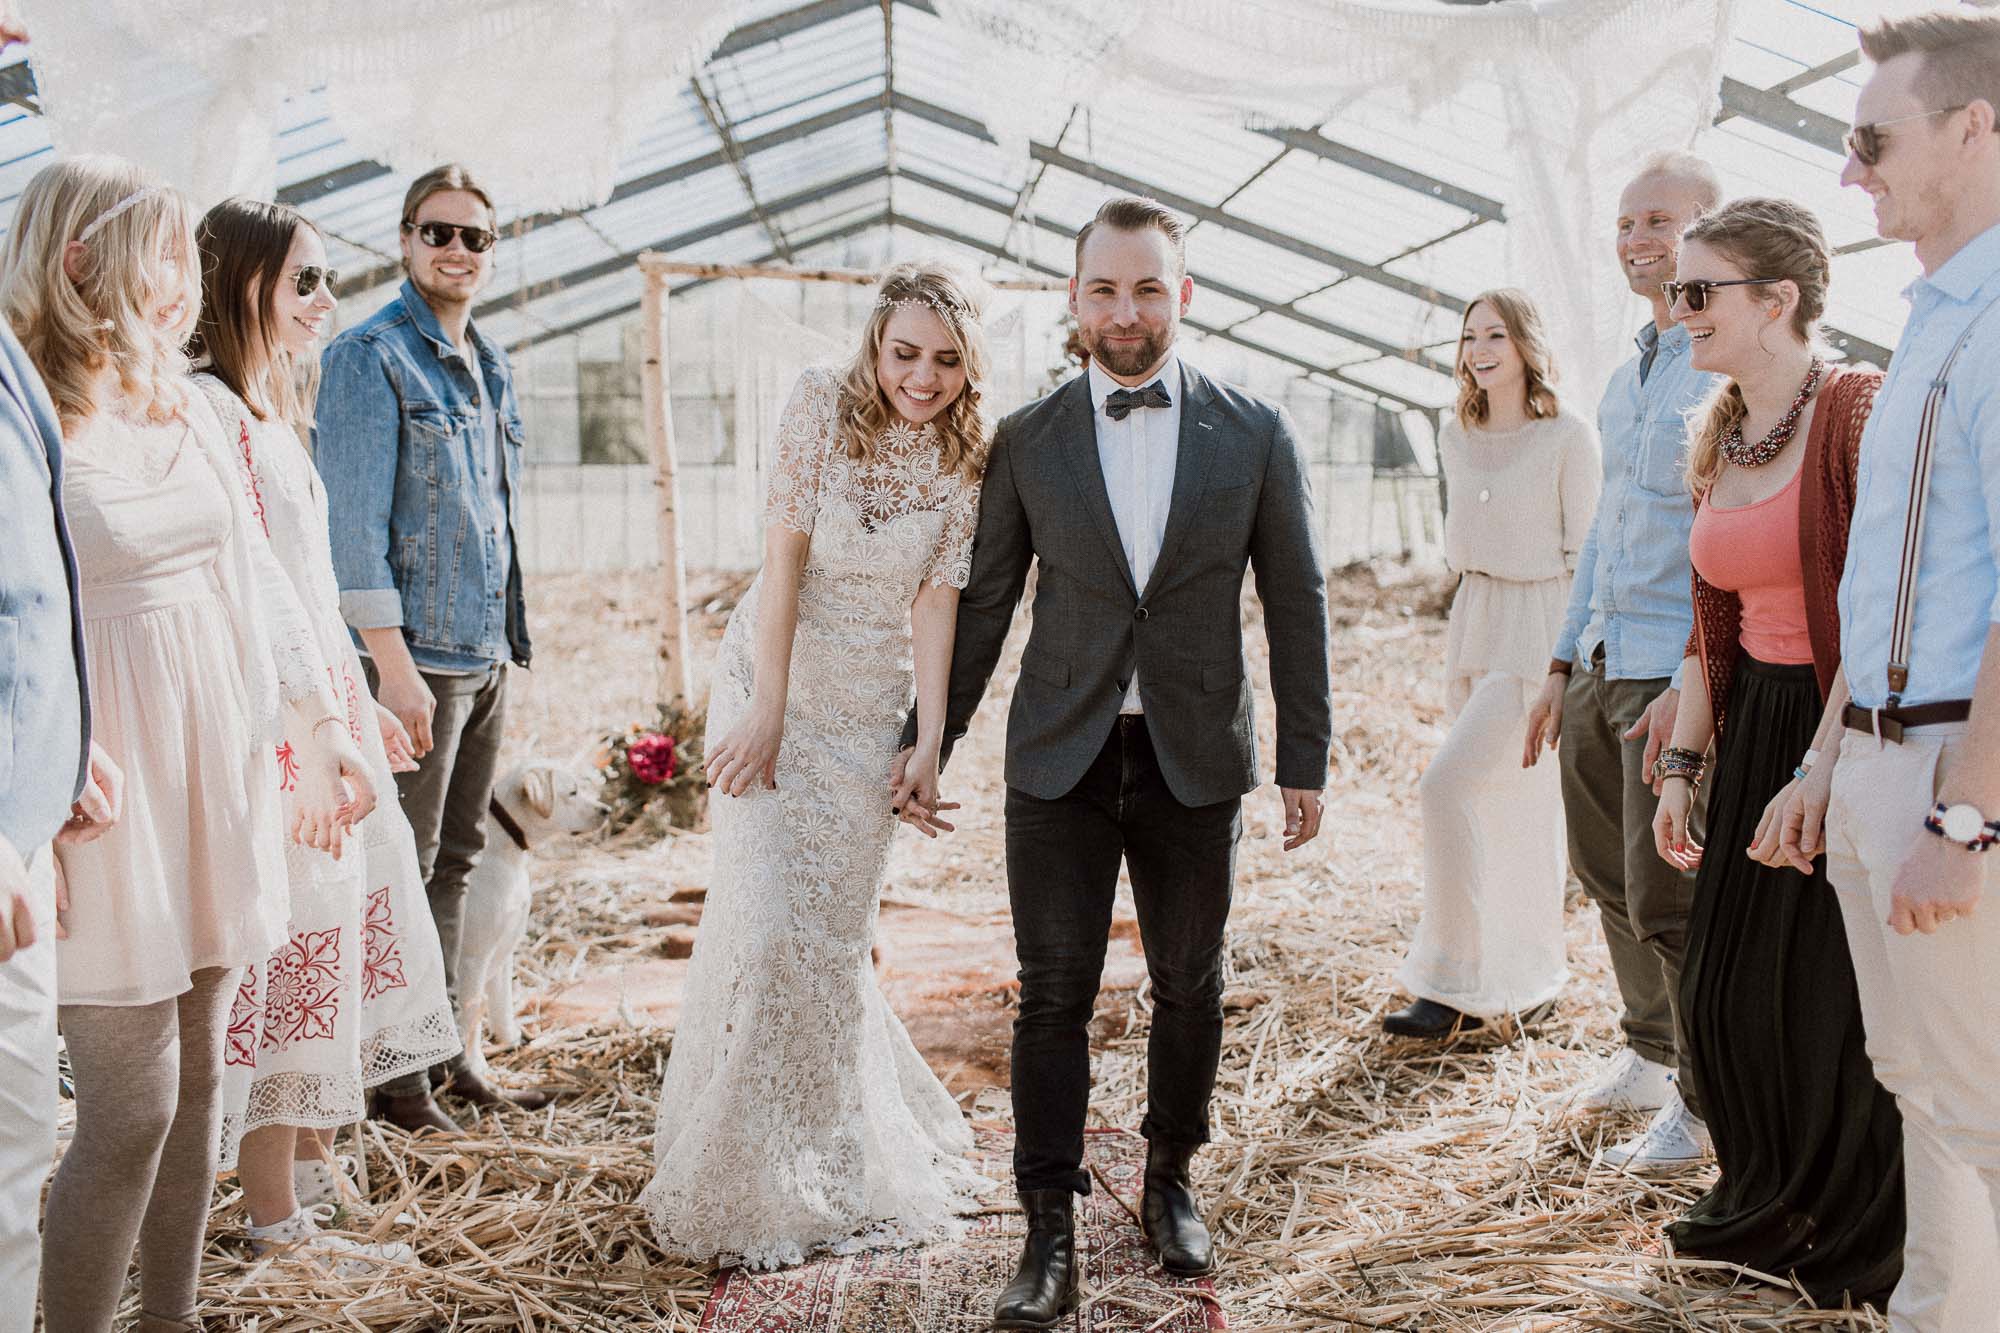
[1689,464,1813,665]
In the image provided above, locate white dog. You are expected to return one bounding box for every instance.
[457,761,609,1074]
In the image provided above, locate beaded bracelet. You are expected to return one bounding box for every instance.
[1656,745,1707,789]
[309,714,347,742]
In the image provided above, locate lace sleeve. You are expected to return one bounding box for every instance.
[926,470,983,590]
[764,367,838,536]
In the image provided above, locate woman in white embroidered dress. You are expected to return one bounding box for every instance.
[641,263,992,1269]
[8,158,375,1333]
[1385,289,1600,1039]
[192,197,459,1270]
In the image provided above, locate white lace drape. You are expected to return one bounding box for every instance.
[17,0,754,208]
[928,0,1742,408]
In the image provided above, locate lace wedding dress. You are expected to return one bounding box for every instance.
[641,366,989,1270]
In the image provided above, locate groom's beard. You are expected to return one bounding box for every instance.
[1082,325,1173,380]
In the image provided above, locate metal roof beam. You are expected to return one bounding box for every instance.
[711,0,936,60]
[341,92,885,294]
[899,166,1453,376]
[507,209,891,352]
[475,167,887,318]
[1716,75,1847,156]
[884,92,1465,312]
[1250,125,1506,222]
[890,213,1433,411]
[691,73,793,261]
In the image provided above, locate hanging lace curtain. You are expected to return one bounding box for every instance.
[18,0,752,209]
[928,0,1741,406]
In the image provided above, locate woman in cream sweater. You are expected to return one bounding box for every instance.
[1386,289,1600,1039]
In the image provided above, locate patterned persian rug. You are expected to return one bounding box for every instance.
[697,1126,1228,1332]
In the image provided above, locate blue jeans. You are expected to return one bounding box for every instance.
[1003,716,1241,1195]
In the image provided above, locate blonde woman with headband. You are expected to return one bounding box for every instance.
[641,262,993,1268]
[3,157,375,1333]
[1385,288,1601,1040]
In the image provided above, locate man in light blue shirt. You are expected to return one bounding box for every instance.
[1795,11,2000,1328]
[1522,152,1721,1169]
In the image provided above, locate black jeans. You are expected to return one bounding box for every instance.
[1004,715,1241,1195]
[366,661,510,1095]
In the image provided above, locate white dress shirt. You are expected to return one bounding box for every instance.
[1838,221,2000,708]
[1089,352,1183,714]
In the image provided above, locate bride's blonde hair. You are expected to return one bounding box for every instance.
[0,155,201,429]
[836,261,992,481]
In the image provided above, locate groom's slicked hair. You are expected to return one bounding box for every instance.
[1075,197,1187,278]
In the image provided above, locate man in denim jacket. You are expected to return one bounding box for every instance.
[318,163,544,1125]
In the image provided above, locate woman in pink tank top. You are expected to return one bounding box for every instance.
[1643,198,1900,1307]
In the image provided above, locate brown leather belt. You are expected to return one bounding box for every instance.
[1842,700,1972,744]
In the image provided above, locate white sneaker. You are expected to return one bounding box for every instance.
[1575,1048,1675,1113]
[247,1208,418,1278]
[1598,1091,1713,1173]
[292,1153,358,1210]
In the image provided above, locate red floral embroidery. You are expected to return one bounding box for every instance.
[262,927,343,1050]
[225,970,262,1067]
[275,741,299,792]
[238,420,269,535]
[332,663,365,746]
[361,886,407,1001]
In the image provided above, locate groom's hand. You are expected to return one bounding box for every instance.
[889,747,959,838]
[1280,787,1324,851]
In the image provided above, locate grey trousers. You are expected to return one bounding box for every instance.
[1558,663,1703,1118]
[369,662,510,1096]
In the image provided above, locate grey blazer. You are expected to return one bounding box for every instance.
[918,362,1332,808]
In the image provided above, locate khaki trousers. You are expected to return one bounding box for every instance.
[1558,665,1701,1115]
[1826,723,2000,1333]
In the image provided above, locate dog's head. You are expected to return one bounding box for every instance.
[494,760,611,845]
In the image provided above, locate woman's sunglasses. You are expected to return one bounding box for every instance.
[1660,277,1777,314]
[292,265,338,299]
[1845,106,1963,167]
[403,220,498,253]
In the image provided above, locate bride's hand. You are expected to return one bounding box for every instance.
[890,745,957,837]
[292,718,377,856]
[706,707,783,798]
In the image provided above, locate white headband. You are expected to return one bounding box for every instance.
[76,188,161,244]
[876,292,973,326]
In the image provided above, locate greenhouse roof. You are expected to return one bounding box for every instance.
[0,0,1927,413]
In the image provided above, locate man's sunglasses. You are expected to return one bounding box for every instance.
[1845,106,1964,167]
[292,265,337,299]
[402,220,498,253]
[1661,277,1778,314]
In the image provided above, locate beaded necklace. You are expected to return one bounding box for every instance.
[1721,356,1823,467]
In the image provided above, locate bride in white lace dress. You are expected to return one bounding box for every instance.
[641,264,994,1270]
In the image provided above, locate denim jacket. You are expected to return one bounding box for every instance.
[318,281,531,671]
[0,318,87,852]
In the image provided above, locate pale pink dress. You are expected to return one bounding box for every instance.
[54,393,325,1006]
[196,376,459,1164]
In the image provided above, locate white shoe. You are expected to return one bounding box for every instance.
[1598,1092,1712,1173]
[292,1153,358,1210]
[1575,1048,1675,1113]
[247,1208,418,1277]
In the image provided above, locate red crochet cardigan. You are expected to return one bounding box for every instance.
[1689,366,1883,740]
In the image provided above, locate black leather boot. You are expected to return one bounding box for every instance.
[1141,1139,1214,1276]
[992,1189,1081,1329]
[1381,997,1482,1038]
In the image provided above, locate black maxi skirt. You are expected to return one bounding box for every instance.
[1669,654,1904,1307]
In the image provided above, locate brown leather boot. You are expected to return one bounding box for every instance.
[438,1064,554,1112]
[371,1088,461,1134]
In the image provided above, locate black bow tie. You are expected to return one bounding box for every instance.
[1103,381,1172,421]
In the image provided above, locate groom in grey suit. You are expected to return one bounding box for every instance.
[903,196,1332,1328]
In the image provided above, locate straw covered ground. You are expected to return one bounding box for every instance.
[165,567,1893,1331]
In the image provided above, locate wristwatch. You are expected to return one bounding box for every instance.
[1924,800,2000,852]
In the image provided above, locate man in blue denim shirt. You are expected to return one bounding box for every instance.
[1522,153,1721,1170]
[318,164,544,1126]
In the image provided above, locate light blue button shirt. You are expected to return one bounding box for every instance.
[1552,321,1719,681]
[1839,222,2000,710]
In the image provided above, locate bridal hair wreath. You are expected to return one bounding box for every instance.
[837,260,993,481]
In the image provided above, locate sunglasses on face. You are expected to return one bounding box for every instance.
[1660,277,1777,314]
[403,220,497,253]
[1845,105,1964,167]
[292,264,337,299]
